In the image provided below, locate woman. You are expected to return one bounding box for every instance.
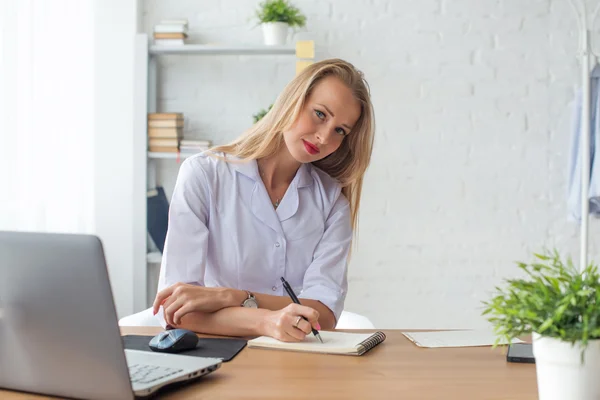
[153,58,375,342]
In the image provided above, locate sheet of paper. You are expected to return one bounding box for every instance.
[401,330,524,348]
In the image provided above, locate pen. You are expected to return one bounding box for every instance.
[280,277,323,343]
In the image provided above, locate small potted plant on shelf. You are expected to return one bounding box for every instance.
[252,104,273,123]
[482,250,600,400]
[255,0,306,45]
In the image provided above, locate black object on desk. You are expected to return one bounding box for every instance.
[506,343,535,364]
[122,335,247,362]
[280,276,323,343]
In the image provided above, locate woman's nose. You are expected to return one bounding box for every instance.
[316,128,332,145]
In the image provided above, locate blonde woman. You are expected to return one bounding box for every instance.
[153,58,375,342]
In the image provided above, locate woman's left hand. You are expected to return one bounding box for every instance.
[153,283,236,326]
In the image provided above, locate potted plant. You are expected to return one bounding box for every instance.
[482,250,600,400]
[252,104,273,123]
[255,0,306,45]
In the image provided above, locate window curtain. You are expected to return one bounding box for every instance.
[0,0,95,233]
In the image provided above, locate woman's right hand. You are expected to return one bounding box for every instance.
[263,303,322,342]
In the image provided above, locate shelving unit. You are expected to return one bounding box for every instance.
[149,44,296,56]
[133,33,316,310]
[147,151,200,160]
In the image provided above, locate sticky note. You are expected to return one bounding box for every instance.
[296,60,314,75]
[295,40,315,59]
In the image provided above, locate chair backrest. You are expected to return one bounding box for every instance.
[118,307,162,327]
[335,311,375,329]
[119,308,375,330]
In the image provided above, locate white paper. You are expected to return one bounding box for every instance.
[401,330,524,348]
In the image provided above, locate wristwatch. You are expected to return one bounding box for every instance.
[241,290,258,308]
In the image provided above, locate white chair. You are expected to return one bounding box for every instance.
[118,308,375,329]
[119,307,161,327]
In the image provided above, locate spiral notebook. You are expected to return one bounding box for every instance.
[247,331,386,356]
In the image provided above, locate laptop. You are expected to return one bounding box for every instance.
[0,231,222,399]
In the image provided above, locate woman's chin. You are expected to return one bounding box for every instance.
[289,148,316,164]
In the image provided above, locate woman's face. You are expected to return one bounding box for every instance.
[283,76,361,164]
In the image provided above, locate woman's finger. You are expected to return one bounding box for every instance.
[152,286,175,315]
[164,298,184,326]
[161,295,176,315]
[284,315,307,341]
[294,317,313,335]
[286,304,320,329]
[173,303,193,325]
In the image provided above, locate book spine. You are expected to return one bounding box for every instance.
[148,113,184,120]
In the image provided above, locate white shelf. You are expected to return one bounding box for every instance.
[147,252,162,264]
[149,44,296,56]
[148,151,203,159]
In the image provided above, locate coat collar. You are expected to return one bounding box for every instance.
[231,159,313,233]
[231,158,313,188]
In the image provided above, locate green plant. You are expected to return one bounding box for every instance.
[252,104,273,123]
[255,0,306,27]
[482,250,600,351]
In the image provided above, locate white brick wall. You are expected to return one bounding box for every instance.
[143,0,600,329]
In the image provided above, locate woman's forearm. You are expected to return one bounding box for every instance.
[176,306,272,337]
[226,289,336,330]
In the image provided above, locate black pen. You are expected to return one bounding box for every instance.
[280,277,323,343]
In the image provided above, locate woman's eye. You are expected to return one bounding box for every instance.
[315,110,325,119]
[336,128,347,136]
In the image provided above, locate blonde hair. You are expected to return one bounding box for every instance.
[211,58,375,238]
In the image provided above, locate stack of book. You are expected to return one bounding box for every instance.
[148,113,183,152]
[153,19,188,46]
[180,139,211,154]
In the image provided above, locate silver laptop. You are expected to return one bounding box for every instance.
[0,231,222,399]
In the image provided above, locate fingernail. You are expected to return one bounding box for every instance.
[316,323,321,330]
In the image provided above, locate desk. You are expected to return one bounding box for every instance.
[1,328,537,399]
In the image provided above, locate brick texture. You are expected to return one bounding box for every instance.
[143,0,599,329]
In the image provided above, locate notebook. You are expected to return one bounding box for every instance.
[247,331,386,356]
[401,330,524,348]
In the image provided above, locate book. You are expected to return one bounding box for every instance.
[401,330,524,348]
[148,119,184,128]
[180,145,208,151]
[153,32,188,40]
[148,113,184,120]
[149,146,179,153]
[180,139,211,146]
[148,127,183,139]
[149,138,179,147]
[247,331,386,356]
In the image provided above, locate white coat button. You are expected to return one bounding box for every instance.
[275,242,280,247]
[272,286,277,291]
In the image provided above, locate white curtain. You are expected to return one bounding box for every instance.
[0,0,95,233]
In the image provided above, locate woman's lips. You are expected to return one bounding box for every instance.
[303,140,320,155]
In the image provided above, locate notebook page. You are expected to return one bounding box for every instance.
[248,331,375,354]
[401,330,524,348]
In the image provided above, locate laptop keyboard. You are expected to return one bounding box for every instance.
[129,363,184,384]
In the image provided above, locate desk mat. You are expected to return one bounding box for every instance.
[122,335,247,362]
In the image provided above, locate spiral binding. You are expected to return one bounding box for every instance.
[356,331,386,355]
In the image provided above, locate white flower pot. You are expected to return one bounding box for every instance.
[261,22,289,45]
[532,333,600,400]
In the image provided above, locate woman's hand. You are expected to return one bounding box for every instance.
[263,303,322,342]
[153,283,238,326]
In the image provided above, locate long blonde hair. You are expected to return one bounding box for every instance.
[212,58,375,237]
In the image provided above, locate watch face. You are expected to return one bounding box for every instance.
[243,298,258,308]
